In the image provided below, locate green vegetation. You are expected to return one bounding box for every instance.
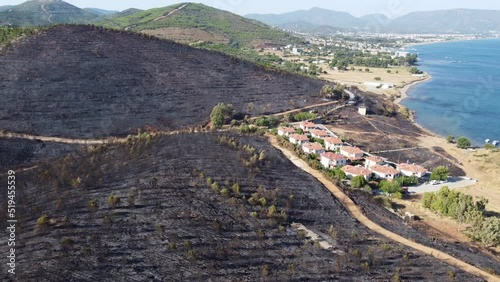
[456,137,471,149]
[329,50,417,69]
[351,176,368,188]
[210,103,234,129]
[293,112,317,121]
[0,26,44,47]
[107,194,120,208]
[422,187,499,247]
[399,106,411,119]
[319,84,347,100]
[37,214,49,225]
[429,166,449,181]
[374,77,381,81]
[394,175,418,186]
[97,3,302,48]
[409,66,423,74]
[253,116,280,128]
[378,180,403,199]
[446,135,455,143]
[484,143,496,149]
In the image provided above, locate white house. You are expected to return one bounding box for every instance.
[289,134,309,145]
[358,106,367,116]
[324,137,343,151]
[299,121,316,132]
[398,163,428,178]
[302,142,325,155]
[309,129,330,139]
[340,146,364,160]
[370,164,401,180]
[342,165,372,180]
[278,127,296,137]
[364,155,386,168]
[320,152,347,168]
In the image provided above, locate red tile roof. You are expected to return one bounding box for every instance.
[278,127,296,133]
[398,163,427,174]
[321,152,346,161]
[341,146,364,155]
[289,134,309,141]
[370,164,399,175]
[300,122,316,128]
[310,129,329,137]
[323,137,343,145]
[365,155,386,163]
[342,165,372,176]
[303,142,324,151]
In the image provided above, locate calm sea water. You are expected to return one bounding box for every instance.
[402,39,500,146]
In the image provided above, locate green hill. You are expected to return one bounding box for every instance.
[0,0,99,26]
[96,3,302,47]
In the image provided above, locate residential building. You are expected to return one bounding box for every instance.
[320,152,347,168]
[324,137,343,151]
[310,129,329,139]
[302,142,325,155]
[278,127,296,137]
[299,121,316,132]
[364,155,386,168]
[342,165,372,180]
[398,163,428,178]
[370,164,401,180]
[340,146,364,159]
[289,134,309,145]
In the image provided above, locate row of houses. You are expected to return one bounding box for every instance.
[278,122,428,182]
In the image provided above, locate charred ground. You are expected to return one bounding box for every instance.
[0,133,481,281]
[0,25,325,138]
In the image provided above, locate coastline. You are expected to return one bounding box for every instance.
[393,73,432,105]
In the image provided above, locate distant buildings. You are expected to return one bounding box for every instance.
[310,129,330,139]
[398,163,427,178]
[278,127,296,137]
[299,122,316,132]
[323,137,343,151]
[364,156,386,168]
[370,164,401,180]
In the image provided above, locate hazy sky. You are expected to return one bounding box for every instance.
[3,0,500,17]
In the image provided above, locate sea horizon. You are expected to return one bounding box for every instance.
[402,38,500,147]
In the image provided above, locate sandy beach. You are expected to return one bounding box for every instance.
[394,74,432,104]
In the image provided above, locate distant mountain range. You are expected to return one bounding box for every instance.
[246,7,500,34]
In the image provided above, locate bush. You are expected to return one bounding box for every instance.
[456,137,471,149]
[378,180,403,195]
[446,135,455,143]
[351,176,368,188]
[429,166,449,181]
[485,143,495,149]
[374,77,381,81]
[37,214,49,225]
[210,103,234,129]
[254,116,280,127]
[294,112,317,121]
[107,194,120,208]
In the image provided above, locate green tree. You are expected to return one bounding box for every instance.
[430,166,449,181]
[107,194,120,208]
[446,135,455,143]
[378,180,402,195]
[210,103,234,129]
[456,137,471,149]
[351,176,368,188]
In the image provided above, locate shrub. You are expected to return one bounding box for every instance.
[293,112,316,121]
[107,194,120,208]
[351,176,368,188]
[430,166,449,181]
[374,77,381,81]
[456,137,471,149]
[37,214,49,225]
[210,103,234,129]
[88,199,99,210]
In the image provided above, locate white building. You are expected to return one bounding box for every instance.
[321,152,347,168]
[289,134,309,145]
[324,137,343,151]
[309,129,330,139]
[340,146,364,160]
[278,127,296,137]
[299,122,316,132]
[364,156,386,168]
[370,164,401,180]
[398,163,428,178]
[302,142,325,155]
[342,165,372,180]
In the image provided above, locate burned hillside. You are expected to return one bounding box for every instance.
[0,133,481,281]
[0,25,325,138]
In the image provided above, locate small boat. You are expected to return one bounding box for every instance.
[493,140,499,146]
[485,139,490,143]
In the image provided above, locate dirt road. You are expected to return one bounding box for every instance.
[268,135,499,282]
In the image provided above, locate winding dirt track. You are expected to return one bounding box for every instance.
[267,135,499,282]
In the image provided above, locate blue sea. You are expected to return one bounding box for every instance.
[402,39,500,146]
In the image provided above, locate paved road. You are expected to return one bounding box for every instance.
[409,177,477,194]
